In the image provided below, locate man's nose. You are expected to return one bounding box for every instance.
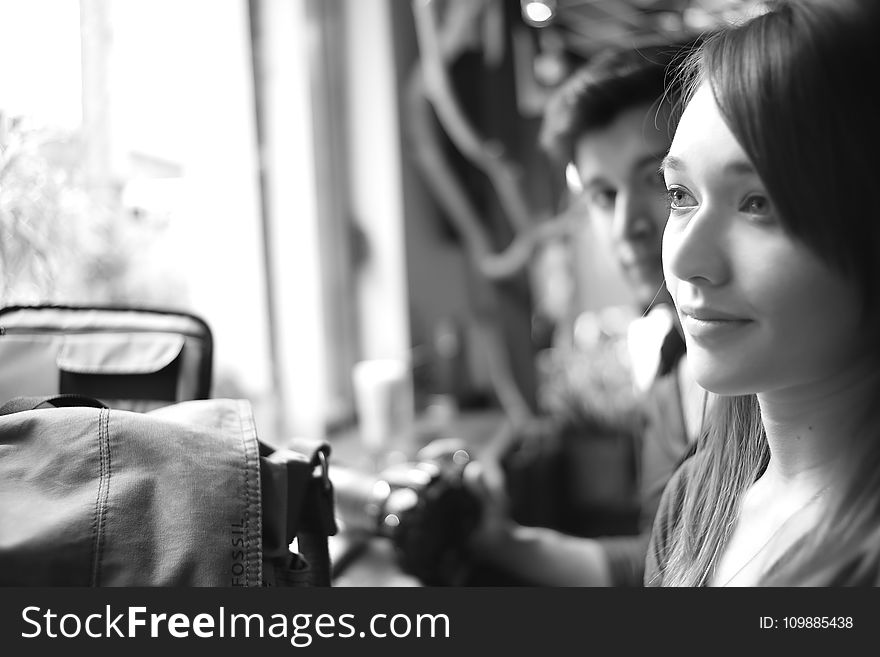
[613,192,657,243]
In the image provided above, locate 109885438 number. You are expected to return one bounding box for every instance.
[782,616,853,629]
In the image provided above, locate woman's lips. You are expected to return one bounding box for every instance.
[679,306,753,341]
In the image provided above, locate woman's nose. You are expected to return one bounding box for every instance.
[662,207,730,288]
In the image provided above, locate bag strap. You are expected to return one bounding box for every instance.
[0,394,108,416]
[260,438,338,586]
[292,438,337,586]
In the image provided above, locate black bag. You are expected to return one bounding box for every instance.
[0,304,213,412]
[0,394,337,586]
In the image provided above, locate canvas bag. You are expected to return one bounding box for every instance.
[0,304,213,413]
[0,394,337,586]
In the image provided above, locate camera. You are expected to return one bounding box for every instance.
[330,439,483,586]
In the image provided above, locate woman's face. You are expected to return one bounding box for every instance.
[661,84,868,397]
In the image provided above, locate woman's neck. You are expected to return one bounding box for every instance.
[756,358,880,487]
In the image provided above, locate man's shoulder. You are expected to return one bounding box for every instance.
[670,444,699,485]
[626,304,679,391]
[644,443,698,586]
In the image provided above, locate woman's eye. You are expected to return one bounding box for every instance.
[739,194,771,216]
[666,186,696,209]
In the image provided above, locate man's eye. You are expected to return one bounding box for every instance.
[589,189,616,210]
[666,187,696,209]
[646,169,667,189]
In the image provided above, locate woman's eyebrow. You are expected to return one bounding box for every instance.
[660,154,683,174]
[659,155,757,176]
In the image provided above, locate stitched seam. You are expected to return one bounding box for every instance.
[90,408,111,586]
[100,409,112,582]
[237,401,252,586]
[89,413,103,585]
[240,399,262,586]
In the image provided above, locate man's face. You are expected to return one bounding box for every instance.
[574,103,673,309]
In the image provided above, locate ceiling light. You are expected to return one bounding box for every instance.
[521,0,557,27]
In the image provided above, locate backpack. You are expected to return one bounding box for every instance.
[0,394,337,586]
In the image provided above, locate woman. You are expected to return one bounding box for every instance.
[646,0,880,586]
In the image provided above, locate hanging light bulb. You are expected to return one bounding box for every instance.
[521,0,557,27]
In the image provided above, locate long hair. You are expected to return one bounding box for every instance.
[659,0,880,586]
[660,395,768,586]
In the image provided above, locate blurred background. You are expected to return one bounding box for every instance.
[0,0,763,451]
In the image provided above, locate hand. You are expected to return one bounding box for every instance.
[461,456,514,555]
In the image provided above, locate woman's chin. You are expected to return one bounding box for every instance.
[692,365,756,397]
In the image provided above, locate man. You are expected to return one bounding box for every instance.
[463,37,706,586]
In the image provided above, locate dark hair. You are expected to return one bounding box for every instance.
[538,36,704,167]
[658,0,880,587]
[696,0,880,310]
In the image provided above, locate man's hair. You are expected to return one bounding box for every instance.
[538,36,704,167]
